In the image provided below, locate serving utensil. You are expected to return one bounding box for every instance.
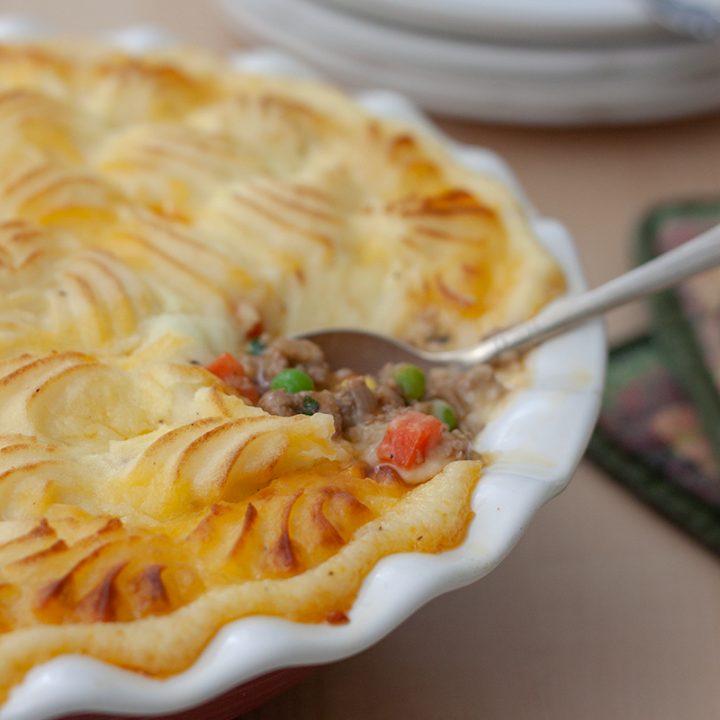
[300,222,720,374]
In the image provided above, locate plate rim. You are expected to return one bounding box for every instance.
[310,0,665,41]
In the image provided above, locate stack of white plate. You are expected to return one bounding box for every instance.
[218,0,720,126]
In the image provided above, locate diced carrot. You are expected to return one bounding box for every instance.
[206,352,259,403]
[246,320,264,339]
[207,352,244,380]
[377,411,444,469]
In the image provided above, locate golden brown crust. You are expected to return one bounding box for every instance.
[0,40,563,701]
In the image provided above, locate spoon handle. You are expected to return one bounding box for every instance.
[454,222,720,365]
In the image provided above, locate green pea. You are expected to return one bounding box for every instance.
[270,368,314,393]
[431,400,458,431]
[248,338,266,355]
[301,396,320,415]
[393,364,426,402]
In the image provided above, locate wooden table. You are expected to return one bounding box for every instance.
[2,2,719,718]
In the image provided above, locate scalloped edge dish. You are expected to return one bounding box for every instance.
[0,20,606,720]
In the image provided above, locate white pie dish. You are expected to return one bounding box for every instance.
[0,22,606,720]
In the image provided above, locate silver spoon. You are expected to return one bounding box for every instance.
[299,222,720,374]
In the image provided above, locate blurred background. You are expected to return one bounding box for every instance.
[0,1,718,719]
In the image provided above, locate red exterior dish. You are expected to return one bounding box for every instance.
[65,667,314,720]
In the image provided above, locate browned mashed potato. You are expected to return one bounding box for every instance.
[0,41,563,701]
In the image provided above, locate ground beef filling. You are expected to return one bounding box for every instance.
[206,337,505,483]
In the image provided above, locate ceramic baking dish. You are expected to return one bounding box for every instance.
[0,20,606,720]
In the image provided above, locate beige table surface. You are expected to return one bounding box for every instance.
[1,1,719,718]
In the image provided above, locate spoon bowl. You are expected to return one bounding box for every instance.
[294,328,457,375]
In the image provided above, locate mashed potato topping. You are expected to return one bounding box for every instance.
[0,41,563,700]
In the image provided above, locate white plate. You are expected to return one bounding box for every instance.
[219,0,720,124]
[315,0,670,42]
[236,36,720,126]
[0,23,606,720]
[219,0,720,80]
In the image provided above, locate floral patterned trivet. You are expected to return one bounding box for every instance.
[587,201,720,555]
[638,201,720,466]
[588,335,720,555]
